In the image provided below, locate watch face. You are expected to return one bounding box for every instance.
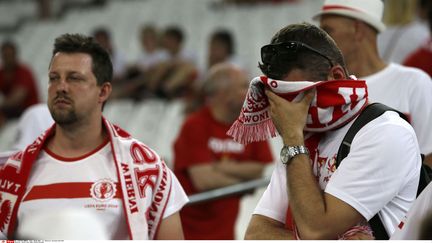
[280,146,290,164]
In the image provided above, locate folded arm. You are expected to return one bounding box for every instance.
[245,214,295,240]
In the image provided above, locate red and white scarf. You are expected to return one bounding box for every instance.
[227,76,369,144]
[0,118,171,240]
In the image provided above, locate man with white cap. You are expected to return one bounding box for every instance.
[314,0,432,166]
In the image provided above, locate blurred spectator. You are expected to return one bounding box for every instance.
[37,0,52,20]
[0,40,39,127]
[378,0,430,63]
[136,25,169,72]
[314,0,432,167]
[110,25,168,100]
[403,0,432,76]
[207,29,239,69]
[92,27,127,82]
[114,26,197,100]
[173,63,273,240]
[146,26,198,99]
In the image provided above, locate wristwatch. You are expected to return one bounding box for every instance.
[280,145,309,165]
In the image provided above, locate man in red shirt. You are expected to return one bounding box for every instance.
[173,63,273,240]
[0,40,39,126]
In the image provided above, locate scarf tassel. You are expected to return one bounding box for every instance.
[227,118,277,144]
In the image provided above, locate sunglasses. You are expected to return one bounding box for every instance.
[261,41,334,67]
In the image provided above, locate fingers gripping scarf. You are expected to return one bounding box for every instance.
[227,76,369,144]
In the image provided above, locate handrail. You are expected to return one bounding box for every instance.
[187,177,270,205]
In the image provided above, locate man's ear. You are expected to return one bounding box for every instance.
[327,65,346,80]
[99,82,112,103]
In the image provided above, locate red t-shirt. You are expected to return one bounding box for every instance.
[173,106,273,240]
[403,40,432,77]
[0,64,39,115]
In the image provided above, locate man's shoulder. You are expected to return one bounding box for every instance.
[353,110,416,143]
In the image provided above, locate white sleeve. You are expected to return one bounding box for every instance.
[163,169,189,218]
[253,162,288,223]
[407,72,432,155]
[325,112,421,221]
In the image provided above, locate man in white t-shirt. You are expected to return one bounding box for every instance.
[0,33,188,240]
[244,22,420,240]
[313,0,432,166]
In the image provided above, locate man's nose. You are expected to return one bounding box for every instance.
[55,78,69,93]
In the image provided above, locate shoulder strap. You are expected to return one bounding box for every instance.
[336,103,407,167]
[336,103,407,240]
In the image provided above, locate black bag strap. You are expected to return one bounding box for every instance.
[418,159,432,196]
[336,103,408,240]
[336,103,408,168]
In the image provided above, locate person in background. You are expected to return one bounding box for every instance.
[111,25,169,100]
[207,29,240,69]
[146,26,198,99]
[378,0,430,63]
[0,33,188,240]
[136,25,169,72]
[92,27,127,82]
[0,40,39,127]
[403,0,432,77]
[244,22,421,240]
[314,0,432,167]
[173,63,273,240]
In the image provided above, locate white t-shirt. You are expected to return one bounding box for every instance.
[390,182,432,240]
[363,63,432,155]
[15,142,188,240]
[254,111,421,236]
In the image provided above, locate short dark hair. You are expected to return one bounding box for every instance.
[1,40,17,53]
[92,27,111,40]
[52,33,113,86]
[211,30,235,55]
[164,26,184,43]
[259,22,346,80]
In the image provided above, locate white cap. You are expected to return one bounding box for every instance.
[313,0,386,33]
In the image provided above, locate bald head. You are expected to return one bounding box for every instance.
[203,63,249,122]
[203,63,247,97]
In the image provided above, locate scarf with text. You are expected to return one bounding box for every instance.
[227,76,368,144]
[0,118,171,240]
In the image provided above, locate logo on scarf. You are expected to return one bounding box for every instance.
[90,179,116,202]
[0,193,11,232]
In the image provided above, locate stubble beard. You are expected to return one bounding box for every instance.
[49,105,79,126]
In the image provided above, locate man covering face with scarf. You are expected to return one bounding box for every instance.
[236,23,421,240]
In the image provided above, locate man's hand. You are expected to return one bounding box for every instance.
[265,89,315,145]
